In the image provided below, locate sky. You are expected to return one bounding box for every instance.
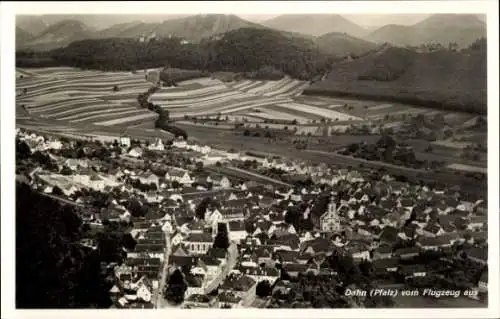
[18,13,485,31]
[240,14,431,27]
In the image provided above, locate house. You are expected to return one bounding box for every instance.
[219,176,232,189]
[205,208,224,226]
[243,267,279,285]
[372,245,393,260]
[420,223,445,238]
[64,158,89,171]
[218,274,256,306]
[216,292,242,308]
[228,221,248,242]
[394,247,420,259]
[184,294,215,308]
[171,232,185,247]
[185,273,205,297]
[274,250,299,265]
[373,258,399,275]
[345,241,371,261]
[128,147,143,158]
[401,264,427,279]
[165,168,192,185]
[198,256,223,279]
[268,233,301,251]
[184,233,214,255]
[282,263,310,277]
[148,138,165,151]
[416,236,452,251]
[135,276,153,303]
[139,172,160,187]
[477,269,488,293]
[120,136,131,147]
[206,247,228,264]
[467,216,486,231]
[300,237,332,256]
[255,247,273,265]
[168,256,197,275]
[220,208,246,222]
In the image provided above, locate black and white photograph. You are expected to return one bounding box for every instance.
[1,1,499,318]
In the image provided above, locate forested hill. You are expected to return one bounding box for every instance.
[305,38,487,114]
[20,28,334,81]
[16,182,134,308]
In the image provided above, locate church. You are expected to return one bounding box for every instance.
[320,199,342,233]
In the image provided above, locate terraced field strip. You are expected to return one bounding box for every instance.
[266,104,324,121]
[447,163,487,174]
[29,98,102,113]
[57,106,141,122]
[246,78,289,95]
[276,102,361,121]
[236,81,264,92]
[175,97,293,118]
[232,80,253,90]
[151,90,246,108]
[243,108,309,124]
[151,84,228,98]
[178,77,223,86]
[263,79,305,97]
[95,113,159,126]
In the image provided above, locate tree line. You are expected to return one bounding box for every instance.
[17,28,333,81]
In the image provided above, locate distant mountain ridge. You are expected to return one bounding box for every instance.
[315,32,379,57]
[261,14,367,38]
[366,14,486,48]
[16,13,487,51]
[96,14,266,41]
[16,14,269,50]
[19,19,95,51]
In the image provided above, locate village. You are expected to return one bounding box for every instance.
[15,128,488,309]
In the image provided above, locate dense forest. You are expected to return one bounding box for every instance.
[16,182,132,308]
[17,28,333,81]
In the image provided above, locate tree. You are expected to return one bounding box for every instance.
[112,85,119,92]
[121,233,137,251]
[171,180,181,189]
[194,161,204,173]
[16,183,125,308]
[195,197,211,220]
[16,139,32,159]
[164,269,187,304]
[256,280,272,297]
[213,223,230,250]
[127,199,146,217]
[52,185,64,196]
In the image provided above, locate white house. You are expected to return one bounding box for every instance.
[185,233,214,255]
[139,172,160,187]
[171,232,185,247]
[165,169,192,185]
[148,138,165,151]
[128,147,143,158]
[120,136,131,147]
[219,177,232,189]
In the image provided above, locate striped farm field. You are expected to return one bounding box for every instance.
[275,102,362,121]
[16,67,157,127]
[149,76,308,119]
[242,108,310,124]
